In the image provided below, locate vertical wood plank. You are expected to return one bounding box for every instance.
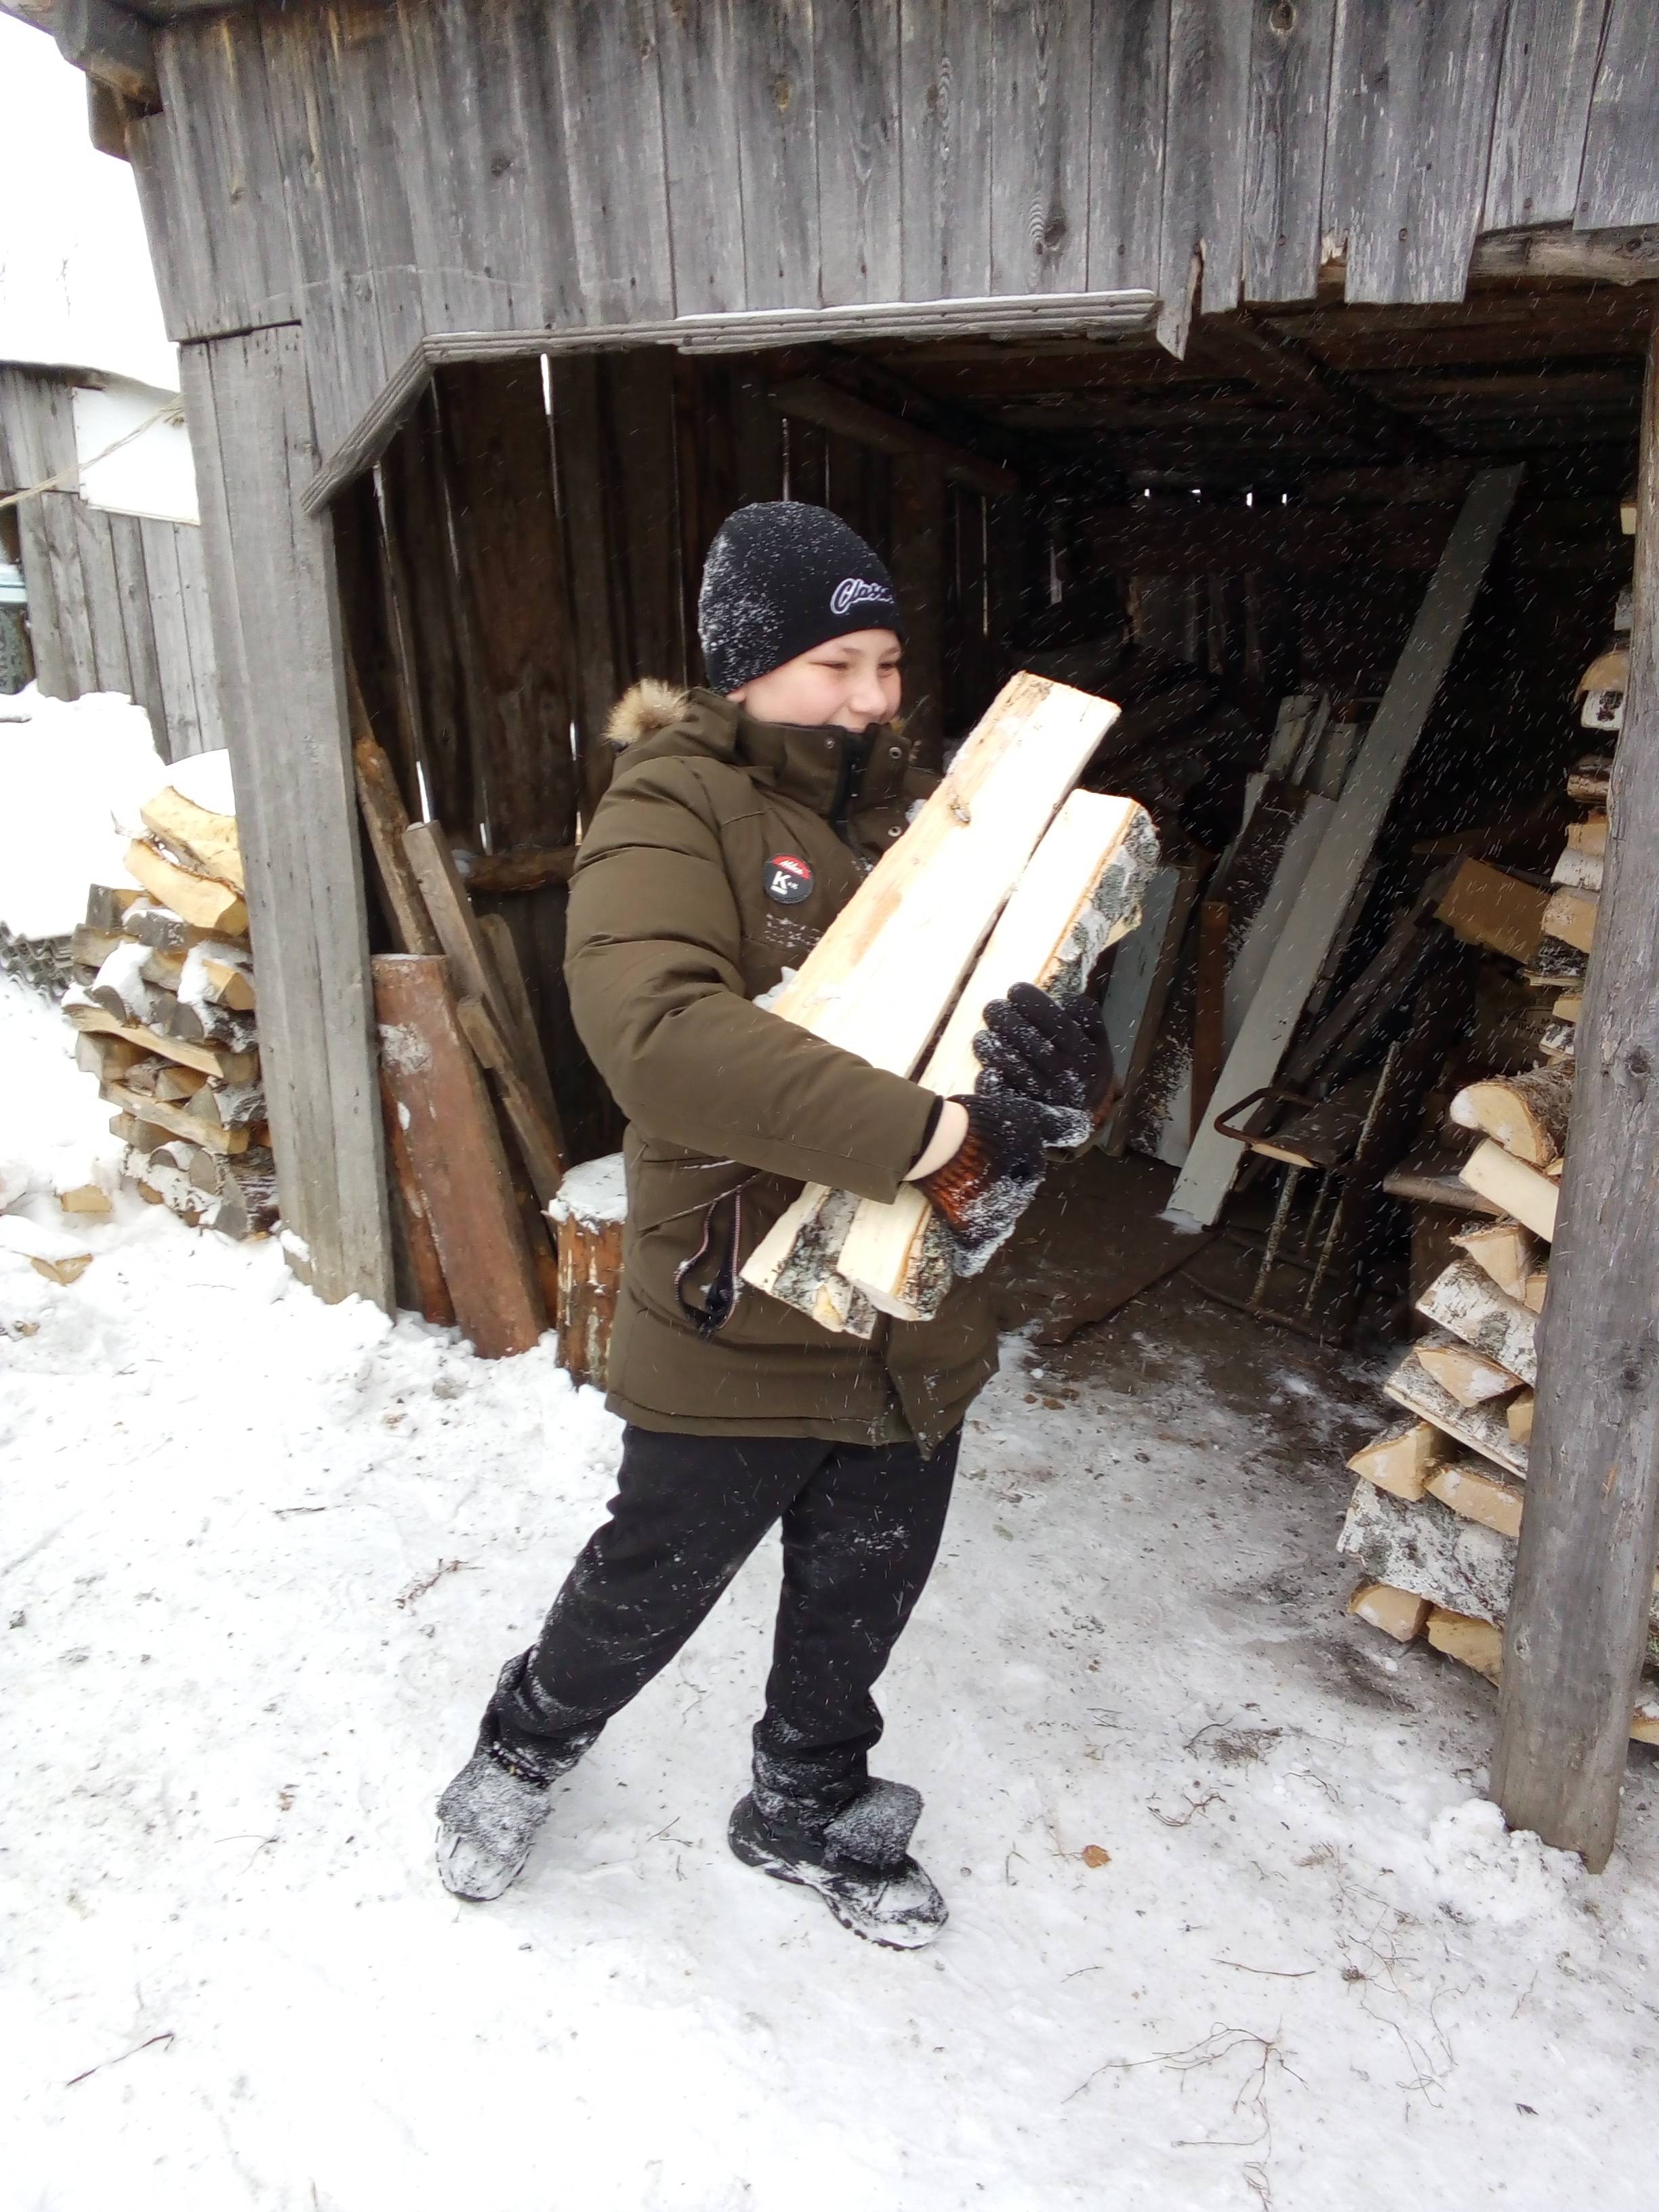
[1159,0,1252,354]
[1494,319,1659,1872]
[549,354,624,820]
[548,0,676,321]
[108,512,169,754]
[1086,0,1169,295]
[73,503,134,699]
[607,350,687,687]
[433,359,577,853]
[129,13,300,343]
[181,325,392,1310]
[375,390,472,829]
[814,0,902,305]
[41,495,99,697]
[655,0,750,315]
[989,0,1094,296]
[899,0,994,300]
[171,516,226,755]
[735,0,821,310]
[1575,0,1659,229]
[1244,0,1339,304]
[731,365,785,506]
[890,453,948,771]
[14,500,69,700]
[1324,0,1511,305]
[140,518,199,758]
[1483,0,1609,229]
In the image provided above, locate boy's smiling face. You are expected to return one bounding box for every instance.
[726,628,903,733]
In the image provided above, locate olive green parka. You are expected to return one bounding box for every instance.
[563,682,999,1452]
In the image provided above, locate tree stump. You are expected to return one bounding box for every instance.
[550,1153,626,1390]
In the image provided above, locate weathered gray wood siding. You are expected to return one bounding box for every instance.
[180,325,392,1310]
[0,364,225,760]
[127,0,1659,462]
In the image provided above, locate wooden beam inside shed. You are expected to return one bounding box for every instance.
[1494,311,1659,1872]
[769,376,1019,499]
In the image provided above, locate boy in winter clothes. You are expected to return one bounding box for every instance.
[437,501,1109,1947]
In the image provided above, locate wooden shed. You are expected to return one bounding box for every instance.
[21,0,1659,1865]
[1,361,225,758]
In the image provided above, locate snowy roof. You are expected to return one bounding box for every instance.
[0,16,178,396]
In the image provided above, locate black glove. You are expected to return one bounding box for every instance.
[973,983,1115,1141]
[918,1090,1076,1277]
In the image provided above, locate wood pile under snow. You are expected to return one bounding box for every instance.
[62,754,277,1243]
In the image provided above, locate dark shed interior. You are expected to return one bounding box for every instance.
[332,272,1645,1330]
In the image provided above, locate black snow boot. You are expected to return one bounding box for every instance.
[729,1778,948,1950]
[435,1654,595,1902]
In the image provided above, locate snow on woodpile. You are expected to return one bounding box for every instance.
[0,687,165,941]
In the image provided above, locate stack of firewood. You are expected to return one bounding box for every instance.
[1336,566,1656,1736]
[63,781,276,1242]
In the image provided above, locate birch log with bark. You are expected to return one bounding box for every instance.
[743,673,1120,1322]
[836,792,1158,1321]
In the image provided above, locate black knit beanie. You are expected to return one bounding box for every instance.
[697,501,905,695]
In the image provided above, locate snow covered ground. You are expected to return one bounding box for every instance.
[5,970,1659,2211]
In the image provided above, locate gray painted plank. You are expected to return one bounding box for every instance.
[1086,0,1168,295]
[108,511,169,751]
[815,0,901,305]
[1483,0,1610,229]
[38,495,97,695]
[735,0,820,309]
[656,0,750,316]
[550,0,676,322]
[1168,466,1521,1227]
[14,500,69,699]
[0,367,77,487]
[131,14,300,343]
[1158,0,1252,353]
[182,324,392,1309]
[389,0,539,336]
[899,0,994,299]
[1494,326,1659,1870]
[989,0,1094,296]
[171,518,224,756]
[73,502,134,698]
[1243,0,1339,302]
[141,516,204,759]
[1326,0,1511,304]
[1576,0,1659,229]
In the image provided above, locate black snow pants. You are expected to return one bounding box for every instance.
[487,1423,960,1817]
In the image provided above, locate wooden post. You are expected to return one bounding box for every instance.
[1494,317,1659,1870]
[179,327,392,1309]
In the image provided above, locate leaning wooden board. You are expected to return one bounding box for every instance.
[1168,467,1522,1227]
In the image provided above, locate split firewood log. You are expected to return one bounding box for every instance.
[1448,1064,1572,1169]
[123,838,248,935]
[1451,1218,1538,1300]
[1414,1338,1523,1408]
[140,785,245,894]
[1347,1582,1431,1642]
[1346,1418,1448,1502]
[1458,1139,1557,1241]
[1416,1258,1538,1386]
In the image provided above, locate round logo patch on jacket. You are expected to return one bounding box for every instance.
[764,853,815,905]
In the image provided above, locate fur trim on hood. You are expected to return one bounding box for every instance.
[606,679,691,750]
